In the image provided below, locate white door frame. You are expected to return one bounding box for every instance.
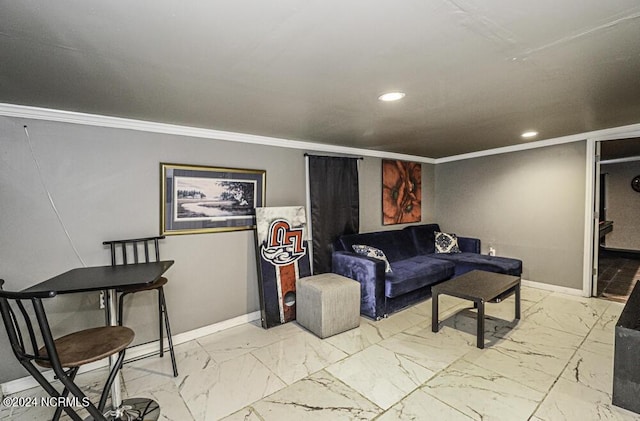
[582,129,640,297]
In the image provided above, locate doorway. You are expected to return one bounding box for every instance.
[593,138,640,303]
[596,249,640,302]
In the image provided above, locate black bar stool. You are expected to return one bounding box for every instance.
[0,279,134,421]
[102,236,178,377]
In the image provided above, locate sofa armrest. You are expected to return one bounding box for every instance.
[331,251,386,319]
[457,236,481,253]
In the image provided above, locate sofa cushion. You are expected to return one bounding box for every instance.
[404,224,441,254]
[457,236,481,254]
[335,230,418,263]
[435,231,461,253]
[352,245,393,273]
[430,252,522,277]
[385,256,455,298]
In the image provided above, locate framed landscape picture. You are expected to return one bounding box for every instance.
[161,163,266,235]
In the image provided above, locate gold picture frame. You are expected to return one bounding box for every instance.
[160,163,266,235]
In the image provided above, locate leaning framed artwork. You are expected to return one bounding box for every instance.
[382,159,422,225]
[254,206,311,328]
[161,163,266,235]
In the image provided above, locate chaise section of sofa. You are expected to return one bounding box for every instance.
[332,223,523,320]
[405,224,522,277]
[332,228,454,319]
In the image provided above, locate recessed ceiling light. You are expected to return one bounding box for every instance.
[378,92,406,102]
[521,131,538,139]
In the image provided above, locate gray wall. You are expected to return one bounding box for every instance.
[0,117,428,383]
[435,141,587,289]
[602,160,640,250]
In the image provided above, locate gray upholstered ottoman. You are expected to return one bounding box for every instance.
[296,273,361,338]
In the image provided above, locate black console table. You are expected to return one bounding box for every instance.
[613,281,640,414]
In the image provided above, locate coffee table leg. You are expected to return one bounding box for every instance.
[477,299,485,349]
[432,292,439,332]
[515,283,521,320]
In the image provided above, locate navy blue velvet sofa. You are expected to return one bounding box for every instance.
[332,223,522,320]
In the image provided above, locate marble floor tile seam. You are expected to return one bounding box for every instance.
[553,307,618,395]
[420,359,548,421]
[370,387,473,421]
[576,298,619,352]
[524,306,618,419]
[362,385,472,421]
[584,303,620,346]
[245,331,374,389]
[455,352,564,397]
[383,331,527,407]
[315,368,387,412]
[237,396,376,421]
[229,369,388,421]
[518,308,605,338]
[528,375,567,420]
[531,340,602,418]
[309,368,388,414]
[385,341,469,382]
[561,346,614,396]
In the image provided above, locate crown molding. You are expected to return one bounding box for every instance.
[2,103,639,165]
[435,123,640,164]
[0,103,436,164]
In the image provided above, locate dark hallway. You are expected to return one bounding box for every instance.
[597,249,640,303]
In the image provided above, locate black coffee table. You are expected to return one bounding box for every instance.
[431,270,521,349]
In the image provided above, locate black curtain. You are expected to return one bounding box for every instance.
[308,155,359,274]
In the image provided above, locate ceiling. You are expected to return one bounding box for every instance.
[2,1,640,158]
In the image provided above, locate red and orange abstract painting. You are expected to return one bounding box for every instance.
[382,160,422,225]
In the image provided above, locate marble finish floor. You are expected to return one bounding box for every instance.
[2,286,639,420]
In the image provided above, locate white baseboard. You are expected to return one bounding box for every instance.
[521,279,585,296]
[1,311,261,396]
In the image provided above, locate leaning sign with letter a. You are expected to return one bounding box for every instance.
[255,206,311,328]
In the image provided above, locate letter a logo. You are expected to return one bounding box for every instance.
[260,219,306,266]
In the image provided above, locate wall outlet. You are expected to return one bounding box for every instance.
[99,291,105,309]
[488,247,496,256]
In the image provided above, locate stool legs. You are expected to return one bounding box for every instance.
[53,366,107,421]
[98,348,127,412]
[159,286,178,377]
[117,292,127,326]
[51,367,79,421]
[118,289,178,377]
[158,289,164,358]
